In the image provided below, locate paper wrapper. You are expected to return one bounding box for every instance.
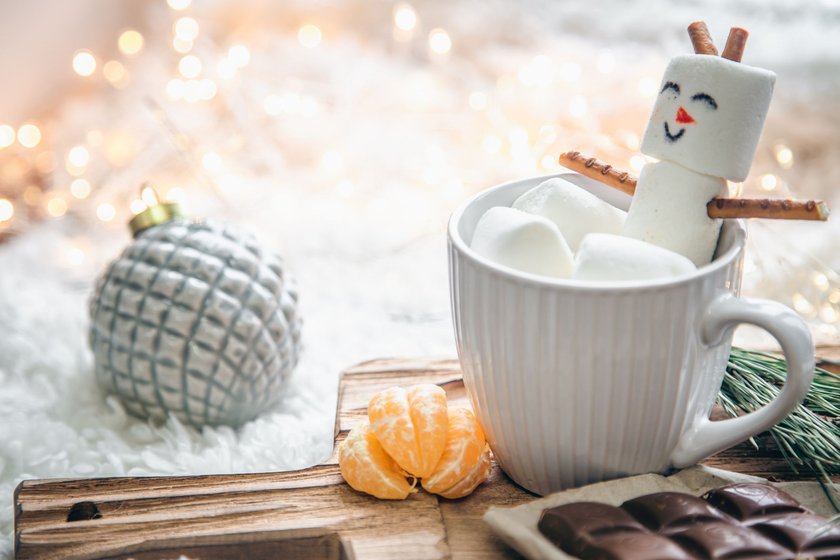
[484,465,837,560]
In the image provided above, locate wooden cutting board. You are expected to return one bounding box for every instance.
[14,356,839,559]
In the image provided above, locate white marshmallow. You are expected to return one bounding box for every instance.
[622,161,727,266]
[641,54,775,182]
[470,207,574,278]
[512,177,627,251]
[573,233,696,282]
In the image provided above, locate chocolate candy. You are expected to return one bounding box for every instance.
[538,502,646,547]
[703,482,807,520]
[579,532,693,560]
[670,521,789,559]
[621,492,729,533]
[537,482,840,559]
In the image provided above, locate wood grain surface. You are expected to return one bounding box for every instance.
[14,356,837,559]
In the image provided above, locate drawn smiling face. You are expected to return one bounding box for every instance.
[640,54,776,182]
[657,80,718,143]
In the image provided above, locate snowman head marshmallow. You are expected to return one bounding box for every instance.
[640,51,775,182]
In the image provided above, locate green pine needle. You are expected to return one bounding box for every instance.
[721,348,840,511]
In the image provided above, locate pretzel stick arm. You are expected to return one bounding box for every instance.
[707,198,829,221]
[558,151,637,196]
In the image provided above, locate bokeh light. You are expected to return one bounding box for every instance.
[0,199,14,222]
[298,24,322,48]
[179,55,202,78]
[72,50,97,77]
[174,17,199,41]
[0,125,14,149]
[46,196,68,217]
[17,124,41,148]
[96,203,116,222]
[428,29,451,54]
[393,4,417,31]
[118,30,144,56]
[70,179,92,199]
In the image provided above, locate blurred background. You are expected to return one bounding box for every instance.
[1,0,839,554]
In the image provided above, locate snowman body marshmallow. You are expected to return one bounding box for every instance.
[623,54,776,265]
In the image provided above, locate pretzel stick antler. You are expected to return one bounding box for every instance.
[722,27,749,62]
[688,21,718,55]
[558,152,829,221]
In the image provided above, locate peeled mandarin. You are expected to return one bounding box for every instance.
[338,422,416,500]
[422,407,491,499]
[368,384,448,478]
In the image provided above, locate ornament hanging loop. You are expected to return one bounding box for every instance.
[128,183,183,237]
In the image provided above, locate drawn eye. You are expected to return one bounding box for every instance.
[660,81,680,95]
[691,93,718,109]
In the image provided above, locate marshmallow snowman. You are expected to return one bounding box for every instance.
[623,53,776,265]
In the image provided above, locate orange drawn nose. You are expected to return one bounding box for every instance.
[675,106,695,124]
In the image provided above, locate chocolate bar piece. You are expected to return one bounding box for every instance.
[537,502,646,554]
[538,483,840,559]
[578,532,693,560]
[750,513,840,557]
[703,482,808,520]
[669,521,790,559]
[621,492,730,532]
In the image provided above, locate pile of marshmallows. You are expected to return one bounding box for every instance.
[471,178,698,282]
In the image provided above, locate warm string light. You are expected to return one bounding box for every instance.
[428,28,451,55]
[167,0,191,10]
[17,124,41,148]
[96,203,116,222]
[70,179,92,199]
[394,4,417,31]
[103,60,130,88]
[67,146,90,168]
[72,50,97,77]
[298,24,322,48]
[760,173,779,191]
[46,196,68,217]
[774,143,794,169]
[174,17,199,42]
[0,125,14,149]
[118,30,144,56]
[0,199,14,222]
[178,55,202,78]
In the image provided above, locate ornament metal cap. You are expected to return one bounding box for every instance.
[128,183,182,236]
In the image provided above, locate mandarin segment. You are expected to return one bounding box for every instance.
[422,407,490,498]
[368,384,448,478]
[338,422,415,500]
[407,384,450,477]
[434,443,491,499]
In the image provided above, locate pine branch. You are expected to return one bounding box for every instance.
[721,347,840,511]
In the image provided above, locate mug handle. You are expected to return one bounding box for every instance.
[670,293,815,468]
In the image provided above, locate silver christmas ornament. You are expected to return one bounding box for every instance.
[89,189,301,427]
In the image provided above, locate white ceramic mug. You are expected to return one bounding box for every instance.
[447,173,815,496]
